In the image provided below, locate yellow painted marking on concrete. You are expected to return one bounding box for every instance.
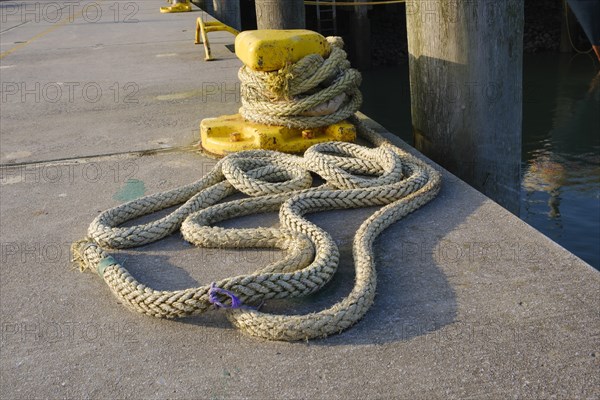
[0,22,68,59]
[0,175,24,186]
[235,30,330,71]
[2,150,33,160]
[0,0,105,60]
[156,90,203,101]
[200,114,356,156]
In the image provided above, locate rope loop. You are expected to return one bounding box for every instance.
[304,142,403,189]
[221,151,311,196]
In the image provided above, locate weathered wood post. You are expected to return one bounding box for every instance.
[255,0,305,29]
[351,1,372,70]
[406,0,524,214]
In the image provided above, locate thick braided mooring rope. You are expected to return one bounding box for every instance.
[239,36,362,128]
[71,37,441,341]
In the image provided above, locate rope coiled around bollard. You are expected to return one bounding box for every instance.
[239,36,362,128]
[71,37,441,341]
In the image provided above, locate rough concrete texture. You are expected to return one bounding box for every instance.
[1,2,598,399]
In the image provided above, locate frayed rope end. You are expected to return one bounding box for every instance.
[70,238,98,273]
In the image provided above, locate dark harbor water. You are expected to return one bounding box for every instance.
[361,53,600,270]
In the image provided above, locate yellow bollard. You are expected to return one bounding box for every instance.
[199,30,357,157]
[201,114,355,156]
[234,30,330,71]
[160,0,192,13]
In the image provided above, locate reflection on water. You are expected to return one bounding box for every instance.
[522,151,566,219]
[361,53,600,270]
[523,145,599,222]
[521,53,599,269]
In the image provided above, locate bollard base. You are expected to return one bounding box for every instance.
[200,114,356,156]
[160,1,191,13]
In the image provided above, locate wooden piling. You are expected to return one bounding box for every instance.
[255,0,305,29]
[406,0,524,214]
[351,1,372,70]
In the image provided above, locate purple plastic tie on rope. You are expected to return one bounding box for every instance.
[208,282,242,309]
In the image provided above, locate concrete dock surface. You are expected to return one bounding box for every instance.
[1,2,598,399]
